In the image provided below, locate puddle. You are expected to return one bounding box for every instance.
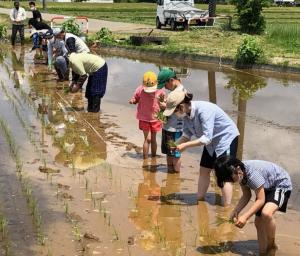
[0,45,299,255]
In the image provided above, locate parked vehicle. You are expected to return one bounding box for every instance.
[274,0,295,6]
[156,0,209,30]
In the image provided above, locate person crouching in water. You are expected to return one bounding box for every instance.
[214,156,292,256]
[28,18,51,55]
[129,71,165,159]
[68,52,108,113]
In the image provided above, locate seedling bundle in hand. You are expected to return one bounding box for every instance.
[156,94,167,123]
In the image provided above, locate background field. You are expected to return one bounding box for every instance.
[0,1,299,65]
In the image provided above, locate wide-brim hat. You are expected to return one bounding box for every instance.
[163,90,185,116]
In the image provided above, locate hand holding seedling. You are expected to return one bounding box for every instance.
[156,110,167,123]
[234,214,247,228]
[157,94,166,109]
[176,143,187,152]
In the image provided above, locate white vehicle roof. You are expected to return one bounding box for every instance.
[163,0,208,15]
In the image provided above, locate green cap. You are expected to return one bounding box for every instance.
[157,68,176,89]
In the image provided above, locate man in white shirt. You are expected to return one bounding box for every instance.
[10,1,26,46]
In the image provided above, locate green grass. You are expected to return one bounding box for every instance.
[266,23,300,53]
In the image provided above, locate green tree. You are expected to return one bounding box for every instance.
[231,0,269,34]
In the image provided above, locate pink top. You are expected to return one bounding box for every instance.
[131,85,165,122]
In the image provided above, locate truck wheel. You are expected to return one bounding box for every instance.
[170,18,177,31]
[156,17,162,29]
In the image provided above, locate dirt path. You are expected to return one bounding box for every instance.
[0,7,153,33]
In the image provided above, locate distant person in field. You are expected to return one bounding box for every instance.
[215,156,292,256]
[29,1,42,22]
[129,71,165,159]
[10,1,26,46]
[68,52,108,113]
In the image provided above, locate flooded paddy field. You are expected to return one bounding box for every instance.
[0,45,299,256]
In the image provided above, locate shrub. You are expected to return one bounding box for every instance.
[94,28,114,45]
[0,24,7,39]
[62,18,80,36]
[235,36,264,67]
[231,0,269,34]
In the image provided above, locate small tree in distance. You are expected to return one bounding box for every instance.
[231,0,269,34]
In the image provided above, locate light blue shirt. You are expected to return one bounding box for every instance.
[183,101,239,157]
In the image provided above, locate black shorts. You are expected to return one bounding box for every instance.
[200,136,238,169]
[161,129,182,157]
[256,188,291,216]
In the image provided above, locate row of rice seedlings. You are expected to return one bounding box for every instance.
[0,213,10,254]
[0,117,46,246]
[153,225,167,248]
[2,86,49,171]
[21,177,46,245]
[0,118,22,173]
[0,82,39,151]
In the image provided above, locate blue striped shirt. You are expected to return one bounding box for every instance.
[183,101,239,157]
[243,160,292,191]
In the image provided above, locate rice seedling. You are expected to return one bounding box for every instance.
[0,214,8,240]
[64,201,69,215]
[72,224,82,241]
[112,226,119,241]
[85,177,89,190]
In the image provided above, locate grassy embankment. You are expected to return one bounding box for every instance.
[0,2,300,66]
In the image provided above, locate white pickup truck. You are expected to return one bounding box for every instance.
[156,0,209,30]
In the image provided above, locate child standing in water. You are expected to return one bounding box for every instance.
[129,71,165,159]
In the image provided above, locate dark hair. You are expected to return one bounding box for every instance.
[214,156,245,188]
[29,1,35,6]
[175,92,193,112]
[183,92,193,103]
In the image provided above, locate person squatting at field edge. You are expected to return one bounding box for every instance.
[163,89,239,206]
[129,71,165,159]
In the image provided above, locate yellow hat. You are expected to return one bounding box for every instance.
[143,71,157,93]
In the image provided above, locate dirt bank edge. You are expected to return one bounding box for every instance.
[95,44,300,76]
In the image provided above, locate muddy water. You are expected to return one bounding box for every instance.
[0,45,299,256]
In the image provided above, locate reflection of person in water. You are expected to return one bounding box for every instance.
[129,165,160,251]
[11,48,25,88]
[158,172,182,255]
[197,202,236,251]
